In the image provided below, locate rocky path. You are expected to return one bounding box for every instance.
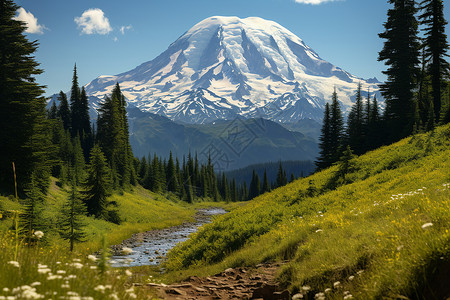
[141,262,292,300]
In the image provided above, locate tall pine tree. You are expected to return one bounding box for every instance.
[419,0,450,123]
[378,0,421,142]
[316,103,332,170]
[0,0,50,194]
[329,89,344,164]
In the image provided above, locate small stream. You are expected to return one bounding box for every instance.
[109,208,227,268]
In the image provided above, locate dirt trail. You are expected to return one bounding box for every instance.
[141,263,292,300]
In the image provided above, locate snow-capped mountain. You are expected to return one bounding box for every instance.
[84,16,381,124]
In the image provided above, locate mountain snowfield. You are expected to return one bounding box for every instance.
[84,16,381,124]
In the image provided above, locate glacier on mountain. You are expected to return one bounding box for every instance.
[83,16,381,124]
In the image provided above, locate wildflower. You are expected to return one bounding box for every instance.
[314,292,325,300]
[30,282,41,287]
[70,262,83,269]
[61,283,70,289]
[315,229,323,233]
[301,285,311,292]
[356,270,364,276]
[72,258,81,262]
[90,266,97,270]
[94,285,106,293]
[421,223,433,229]
[33,231,44,239]
[87,255,97,262]
[7,261,19,268]
[3,287,10,293]
[125,287,135,294]
[324,288,332,293]
[333,281,341,288]
[125,269,132,276]
[110,293,119,300]
[57,270,66,274]
[37,268,51,274]
[348,275,355,281]
[128,293,137,299]
[344,295,353,299]
[121,247,133,255]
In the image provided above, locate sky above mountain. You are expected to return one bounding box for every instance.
[15,0,450,96]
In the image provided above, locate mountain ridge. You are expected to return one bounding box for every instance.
[81,16,382,124]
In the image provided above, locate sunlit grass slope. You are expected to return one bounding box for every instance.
[165,124,450,299]
[0,181,238,299]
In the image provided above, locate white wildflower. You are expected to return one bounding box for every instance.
[94,285,105,293]
[30,282,41,287]
[344,295,353,299]
[72,259,81,262]
[109,293,119,300]
[33,231,44,239]
[301,285,311,292]
[315,229,323,233]
[348,275,355,281]
[324,288,332,293]
[7,261,19,268]
[3,287,10,292]
[357,270,364,276]
[61,283,70,289]
[87,255,97,262]
[37,268,51,274]
[333,281,341,288]
[56,270,66,274]
[70,262,83,269]
[128,293,137,299]
[90,266,97,270]
[314,292,325,300]
[125,269,132,276]
[421,222,433,229]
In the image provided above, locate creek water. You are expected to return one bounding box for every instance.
[110,208,227,268]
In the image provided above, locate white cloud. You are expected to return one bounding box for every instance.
[120,25,133,35]
[13,7,47,34]
[74,8,112,35]
[113,37,118,42]
[295,0,339,4]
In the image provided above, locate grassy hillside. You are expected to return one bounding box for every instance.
[0,180,239,299]
[164,124,450,299]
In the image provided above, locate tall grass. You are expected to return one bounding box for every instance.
[163,124,450,298]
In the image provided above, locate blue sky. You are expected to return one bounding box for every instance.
[14,0,450,96]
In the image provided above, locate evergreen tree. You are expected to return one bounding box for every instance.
[72,135,86,185]
[69,65,82,137]
[335,145,357,185]
[368,96,383,150]
[0,0,49,194]
[83,145,112,219]
[262,169,271,193]
[59,177,87,251]
[166,151,178,192]
[276,162,287,188]
[231,178,238,202]
[48,100,57,119]
[417,47,433,128]
[20,172,45,242]
[419,0,450,122]
[97,84,134,188]
[378,0,421,142]
[316,103,332,170]
[248,170,261,200]
[347,83,365,155]
[57,91,71,131]
[329,89,345,163]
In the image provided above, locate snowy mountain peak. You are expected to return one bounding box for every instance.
[84,16,381,124]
